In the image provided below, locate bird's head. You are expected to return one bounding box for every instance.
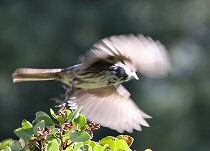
[109,62,139,82]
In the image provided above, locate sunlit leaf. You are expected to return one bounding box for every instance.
[21,119,33,129]
[74,114,87,129]
[56,115,65,123]
[47,137,61,145]
[84,140,97,148]
[45,141,59,151]
[100,136,116,150]
[5,146,12,151]
[0,139,14,149]
[93,144,104,151]
[65,109,72,119]
[117,135,134,147]
[50,108,57,119]
[73,142,83,151]
[115,139,130,151]
[68,107,82,123]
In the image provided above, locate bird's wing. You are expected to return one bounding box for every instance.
[82,34,171,78]
[72,85,151,133]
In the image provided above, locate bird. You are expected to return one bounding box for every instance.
[12,34,171,133]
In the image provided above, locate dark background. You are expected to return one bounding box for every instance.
[1,1,210,151]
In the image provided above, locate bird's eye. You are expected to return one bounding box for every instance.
[109,66,127,78]
[116,67,126,75]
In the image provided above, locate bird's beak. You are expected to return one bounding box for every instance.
[130,72,139,80]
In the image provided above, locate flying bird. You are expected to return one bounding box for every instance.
[13,34,171,133]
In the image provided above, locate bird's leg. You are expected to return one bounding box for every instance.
[58,77,75,111]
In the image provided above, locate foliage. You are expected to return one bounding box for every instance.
[0,106,151,151]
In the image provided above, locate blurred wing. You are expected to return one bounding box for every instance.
[83,34,171,78]
[72,85,151,133]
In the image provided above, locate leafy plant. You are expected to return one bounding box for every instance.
[0,106,148,151]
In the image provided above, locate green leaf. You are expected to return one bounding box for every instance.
[50,108,57,119]
[63,134,70,143]
[116,135,133,147]
[65,109,72,119]
[66,145,73,151]
[74,114,87,129]
[36,111,51,118]
[84,144,92,151]
[90,141,97,148]
[102,144,109,150]
[93,144,104,151]
[14,128,33,141]
[70,131,91,142]
[0,139,14,149]
[5,146,12,151]
[47,137,61,145]
[11,141,22,150]
[33,120,45,136]
[45,141,59,151]
[115,139,130,151]
[50,108,65,124]
[56,115,65,123]
[83,139,91,145]
[100,136,116,150]
[68,107,82,123]
[21,119,33,129]
[33,111,55,127]
[50,128,59,135]
[73,142,83,151]
[34,116,55,128]
[84,140,97,148]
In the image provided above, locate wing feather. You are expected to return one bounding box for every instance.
[72,85,151,133]
[83,34,171,78]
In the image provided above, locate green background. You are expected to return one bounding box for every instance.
[1,1,210,151]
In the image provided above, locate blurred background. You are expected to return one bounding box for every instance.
[0,1,210,151]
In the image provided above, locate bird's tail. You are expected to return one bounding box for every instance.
[12,68,63,83]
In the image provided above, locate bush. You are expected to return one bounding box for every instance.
[0,106,142,151]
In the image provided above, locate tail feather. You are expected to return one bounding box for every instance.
[12,68,63,83]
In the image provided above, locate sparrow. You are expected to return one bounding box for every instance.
[13,34,171,133]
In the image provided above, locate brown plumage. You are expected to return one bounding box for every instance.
[13,34,171,133]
